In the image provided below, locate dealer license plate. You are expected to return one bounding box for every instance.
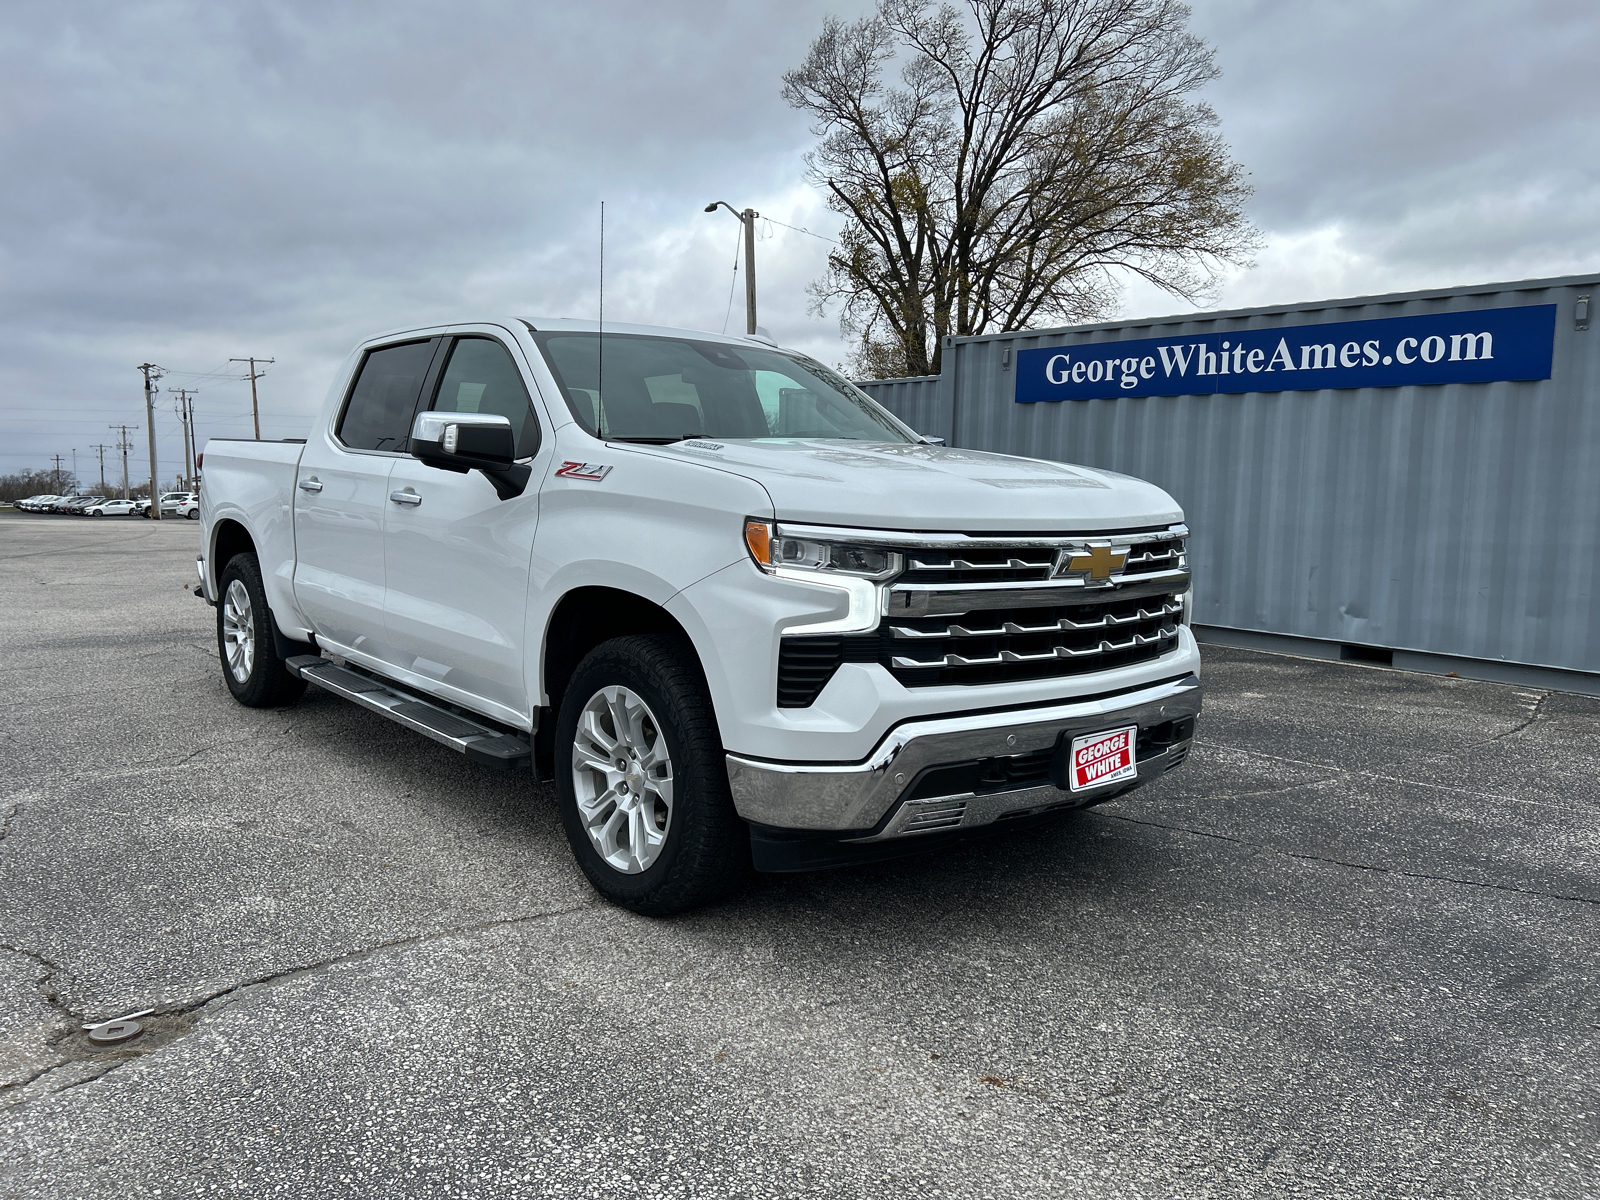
[1066,725,1139,792]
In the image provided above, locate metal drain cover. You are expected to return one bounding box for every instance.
[87,1018,144,1045]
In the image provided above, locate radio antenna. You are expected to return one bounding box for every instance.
[598,200,605,433]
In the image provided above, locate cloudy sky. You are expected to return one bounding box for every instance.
[3,0,1597,484]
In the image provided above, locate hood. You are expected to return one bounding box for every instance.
[633,439,1182,532]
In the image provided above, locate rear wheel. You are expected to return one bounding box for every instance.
[554,635,747,915]
[216,552,307,708]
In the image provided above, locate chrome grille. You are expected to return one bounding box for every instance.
[884,594,1182,685]
[1121,535,1186,577]
[899,549,1057,585]
[774,523,1188,702]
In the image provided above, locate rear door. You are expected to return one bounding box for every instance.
[382,330,546,725]
[293,336,442,663]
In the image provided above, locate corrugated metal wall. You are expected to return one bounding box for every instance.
[858,274,1600,677]
[853,374,947,437]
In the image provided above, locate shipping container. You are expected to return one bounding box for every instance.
[856,273,1600,693]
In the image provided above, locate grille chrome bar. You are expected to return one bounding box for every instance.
[1125,547,1182,566]
[907,555,1052,572]
[888,570,1189,617]
[890,599,1184,640]
[891,626,1179,670]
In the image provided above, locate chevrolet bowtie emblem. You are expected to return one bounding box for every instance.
[1064,544,1128,581]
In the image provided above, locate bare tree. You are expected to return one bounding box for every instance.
[784,0,1259,378]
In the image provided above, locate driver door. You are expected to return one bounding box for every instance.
[382,330,546,727]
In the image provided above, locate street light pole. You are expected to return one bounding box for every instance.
[704,201,759,335]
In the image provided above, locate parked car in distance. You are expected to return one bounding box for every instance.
[152,491,197,516]
[14,495,57,511]
[84,498,141,516]
[65,496,104,514]
[176,494,201,520]
[48,495,88,513]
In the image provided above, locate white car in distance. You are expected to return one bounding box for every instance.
[154,491,198,516]
[84,499,142,516]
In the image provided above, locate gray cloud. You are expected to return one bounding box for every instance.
[4,1,1597,477]
[1119,0,1600,314]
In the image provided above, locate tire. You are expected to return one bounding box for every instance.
[554,635,748,916]
[216,552,307,708]
[186,508,199,520]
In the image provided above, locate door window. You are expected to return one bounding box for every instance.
[430,337,541,458]
[337,339,437,452]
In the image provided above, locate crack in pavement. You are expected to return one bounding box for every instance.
[0,900,596,1112]
[1102,812,1599,907]
[0,943,73,1021]
[1458,690,1549,750]
[0,802,21,845]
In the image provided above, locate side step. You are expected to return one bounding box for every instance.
[287,656,532,771]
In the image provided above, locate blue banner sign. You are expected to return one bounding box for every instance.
[1015,304,1557,402]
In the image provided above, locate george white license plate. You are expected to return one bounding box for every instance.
[1067,725,1139,792]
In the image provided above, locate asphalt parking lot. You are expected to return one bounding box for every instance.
[1,513,1596,1199]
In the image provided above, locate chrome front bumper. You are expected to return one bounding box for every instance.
[725,673,1201,839]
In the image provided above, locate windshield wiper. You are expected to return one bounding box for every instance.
[604,434,703,444]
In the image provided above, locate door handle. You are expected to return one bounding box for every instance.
[298,477,323,493]
[389,489,423,507]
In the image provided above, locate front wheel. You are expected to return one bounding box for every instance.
[554,635,748,916]
[216,552,307,708]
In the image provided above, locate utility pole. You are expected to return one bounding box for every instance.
[93,444,109,491]
[229,357,274,439]
[109,425,137,499]
[173,388,197,489]
[51,454,64,492]
[704,201,760,334]
[138,364,163,520]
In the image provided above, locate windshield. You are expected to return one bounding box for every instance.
[531,332,913,443]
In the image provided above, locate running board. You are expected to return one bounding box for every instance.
[287,656,532,771]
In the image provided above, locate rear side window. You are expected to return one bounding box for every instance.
[337,340,437,451]
[429,337,541,458]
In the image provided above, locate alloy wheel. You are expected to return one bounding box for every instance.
[570,685,674,874]
[222,579,256,684]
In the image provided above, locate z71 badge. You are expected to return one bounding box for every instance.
[554,461,613,481]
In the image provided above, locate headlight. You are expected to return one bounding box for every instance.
[743,519,896,636]
[743,519,901,581]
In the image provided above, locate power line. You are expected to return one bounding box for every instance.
[721,223,743,335]
[765,216,837,245]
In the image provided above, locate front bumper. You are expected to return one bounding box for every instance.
[726,673,1200,848]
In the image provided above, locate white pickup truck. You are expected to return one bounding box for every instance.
[198,318,1200,914]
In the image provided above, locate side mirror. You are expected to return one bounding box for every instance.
[410,411,531,501]
[919,434,947,446]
